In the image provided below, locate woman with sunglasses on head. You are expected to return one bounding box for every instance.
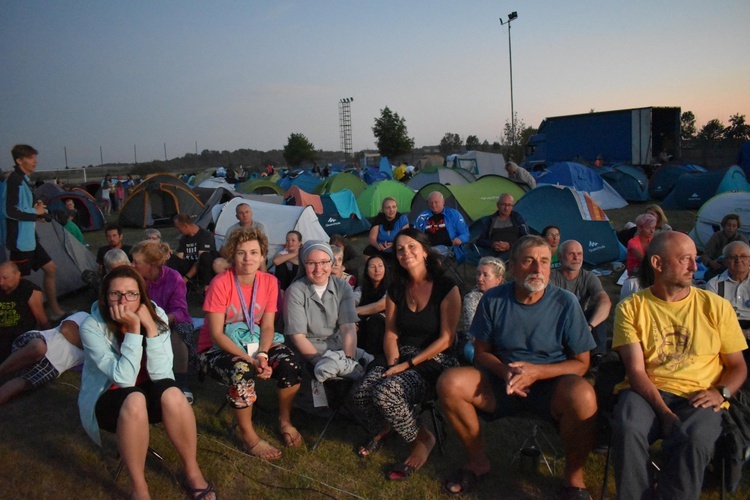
[78,266,215,500]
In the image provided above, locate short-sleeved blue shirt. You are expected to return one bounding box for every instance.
[470,282,595,365]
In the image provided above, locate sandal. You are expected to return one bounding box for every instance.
[443,468,485,495]
[557,486,592,500]
[183,481,218,499]
[356,436,384,458]
[387,462,416,481]
[279,425,303,447]
[246,439,282,460]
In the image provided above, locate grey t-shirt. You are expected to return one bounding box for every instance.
[550,269,604,313]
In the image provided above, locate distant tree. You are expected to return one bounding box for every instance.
[372,107,415,159]
[481,139,491,152]
[680,111,696,140]
[283,133,317,166]
[465,135,481,151]
[519,126,537,148]
[491,141,502,151]
[501,113,527,146]
[696,119,726,142]
[439,133,463,155]
[724,113,750,141]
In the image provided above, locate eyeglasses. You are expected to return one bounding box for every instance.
[305,260,332,269]
[726,255,750,263]
[108,291,141,302]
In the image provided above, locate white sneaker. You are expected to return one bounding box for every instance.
[183,390,194,405]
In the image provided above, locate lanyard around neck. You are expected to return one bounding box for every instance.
[234,271,258,332]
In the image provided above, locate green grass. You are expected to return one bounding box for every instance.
[2,204,747,498]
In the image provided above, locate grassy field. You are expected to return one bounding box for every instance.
[1,202,747,499]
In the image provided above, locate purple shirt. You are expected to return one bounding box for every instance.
[146,266,191,325]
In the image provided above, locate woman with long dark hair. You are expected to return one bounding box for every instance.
[78,266,214,499]
[354,254,391,358]
[353,228,460,480]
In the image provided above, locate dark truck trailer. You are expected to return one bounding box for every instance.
[524,107,681,167]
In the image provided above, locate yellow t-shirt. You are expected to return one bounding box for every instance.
[613,287,747,398]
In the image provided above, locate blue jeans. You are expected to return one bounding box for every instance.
[612,389,722,500]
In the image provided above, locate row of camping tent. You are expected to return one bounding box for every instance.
[16,177,750,303]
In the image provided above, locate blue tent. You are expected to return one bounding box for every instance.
[648,164,707,200]
[531,162,627,209]
[599,164,649,202]
[47,191,106,232]
[319,190,371,236]
[515,185,624,265]
[738,141,750,178]
[277,170,321,193]
[379,156,393,179]
[661,166,750,209]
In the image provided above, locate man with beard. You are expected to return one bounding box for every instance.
[611,231,747,500]
[437,235,597,497]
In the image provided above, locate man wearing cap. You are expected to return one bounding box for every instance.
[0,312,89,405]
[284,241,359,371]
[505,161,536,189]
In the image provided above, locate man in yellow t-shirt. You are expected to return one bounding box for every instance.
[612,231,747,500]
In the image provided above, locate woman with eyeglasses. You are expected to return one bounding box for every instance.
[284,240,361,380]
[78,266,215,499]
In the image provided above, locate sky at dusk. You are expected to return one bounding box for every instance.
[2,0,748,170]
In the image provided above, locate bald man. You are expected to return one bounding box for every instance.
[0,262,50,364]
[612,231,747,499]
[475,193,529,260]
[413,191,469,262]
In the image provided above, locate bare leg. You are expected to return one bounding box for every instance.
[41,261,64,316]
[277,384,302,446]
[437,367,496,476]
[0,378,32,405]
[402,426,436,469]
[550,376,597,489]
[117,392,150,499]
[159,388,212,496]
[0,339,45,379]
[235,405,281,459]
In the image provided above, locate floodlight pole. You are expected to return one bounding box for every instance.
[500,12,518,145]
[339,97,354,159]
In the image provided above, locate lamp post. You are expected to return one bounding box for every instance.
[499,11,518,145]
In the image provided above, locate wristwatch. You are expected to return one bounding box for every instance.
[717,385,731,401]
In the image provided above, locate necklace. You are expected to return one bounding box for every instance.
[408,287,416,305]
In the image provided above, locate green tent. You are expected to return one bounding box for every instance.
[357,180,416,218]
[314,172,367,197]
[409,175,527,224]
[235,178,286,195]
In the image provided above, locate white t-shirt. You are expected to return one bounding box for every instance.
[41,312,89,373]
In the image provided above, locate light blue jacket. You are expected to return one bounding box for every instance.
[78,301,172,445]
[414,206,470,263]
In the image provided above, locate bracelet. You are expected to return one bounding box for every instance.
[255,351,269,360]
[407,358,416,369]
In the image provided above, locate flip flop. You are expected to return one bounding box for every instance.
[279,425,303,447]
[246,439,282,460]
[443,468,485,495]
[357,436,384,458]
[183,481,218,499]
[387,462,416,481]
